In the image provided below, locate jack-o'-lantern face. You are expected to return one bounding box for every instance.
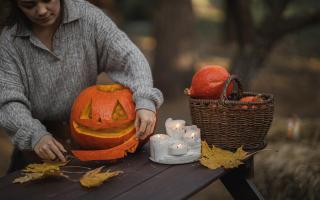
[70,84,138,151]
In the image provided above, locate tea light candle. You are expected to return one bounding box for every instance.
[184,132,196,146]
[183,126,201,146]
[165,118,186,140]
[168,142,187,156]
[150,134,170,161]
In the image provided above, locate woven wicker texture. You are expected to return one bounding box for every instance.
[187,75,274,151]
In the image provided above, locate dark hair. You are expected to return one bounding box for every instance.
[0,0,30,30]
[0,0,64,32]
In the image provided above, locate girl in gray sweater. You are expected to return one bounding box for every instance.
[0,0,163,170]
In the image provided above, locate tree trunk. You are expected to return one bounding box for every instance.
[228,0,320,88]
[224,0,254,45]
[230,37,275,88]
[153,0,196,99]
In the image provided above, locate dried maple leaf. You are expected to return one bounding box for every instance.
[13,161,69,184]
[23,161,68,173]
[13,173,44,183]
[200,141,249,170]
[80,167,122,188]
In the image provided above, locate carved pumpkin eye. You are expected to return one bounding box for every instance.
[80,100,92,120]
[112,101,128,121]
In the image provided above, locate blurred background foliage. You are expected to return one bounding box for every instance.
[0,0,320,199]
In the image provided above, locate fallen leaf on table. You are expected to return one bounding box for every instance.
[23,161,68,173]
[200,141,249,170]
[13,161,69,183]
[80,167,123,188]
[13,162,123,187]
[13,173,44,183]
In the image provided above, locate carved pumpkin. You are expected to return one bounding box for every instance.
[70,84,139,160]
[188,65,233,99]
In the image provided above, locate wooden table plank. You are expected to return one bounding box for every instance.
[49,150,168,200]
[75,152,173,200]
[0,171,77,200]
[0,148,171,200]
[0,171,21,189]
[111,162,226,200]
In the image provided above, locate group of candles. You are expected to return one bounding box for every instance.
[150,118,201,162]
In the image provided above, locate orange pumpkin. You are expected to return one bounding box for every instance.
[70,84,139,160]
[239,95,263,109]
[72,134,138,161]
[188,65,233,99]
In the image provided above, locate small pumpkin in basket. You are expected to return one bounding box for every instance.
[240,94,263,109]
[187,65,233,99]
[70,84,139,161]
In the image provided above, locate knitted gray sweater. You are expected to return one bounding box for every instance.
[0,0,163,150]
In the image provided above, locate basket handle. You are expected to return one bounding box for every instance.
[219,75,243,103]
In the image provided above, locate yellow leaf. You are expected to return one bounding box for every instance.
[13,173,43,183]
[201,140,214,157]
[234,146,248,159]
[23,161,68,173]
[80,167,122,188]
[200,158,221,170]
[13,161,69,184]
[200,141,249,170]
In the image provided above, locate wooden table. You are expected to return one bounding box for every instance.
[0,146,264,200]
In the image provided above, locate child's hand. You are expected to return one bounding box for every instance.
[34,135,67,162]
[135,109,156,140]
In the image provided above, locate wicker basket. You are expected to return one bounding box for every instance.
[186,75,274,151]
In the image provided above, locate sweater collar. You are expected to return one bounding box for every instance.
[62,0,81,24]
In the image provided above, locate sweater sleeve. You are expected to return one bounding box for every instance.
[92,9,163,112]
[0,37,51,150]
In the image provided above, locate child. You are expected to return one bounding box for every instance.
[0,0,163,171]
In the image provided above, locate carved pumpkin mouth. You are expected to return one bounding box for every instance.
[72,121,135,138]
[71,121,136,149]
